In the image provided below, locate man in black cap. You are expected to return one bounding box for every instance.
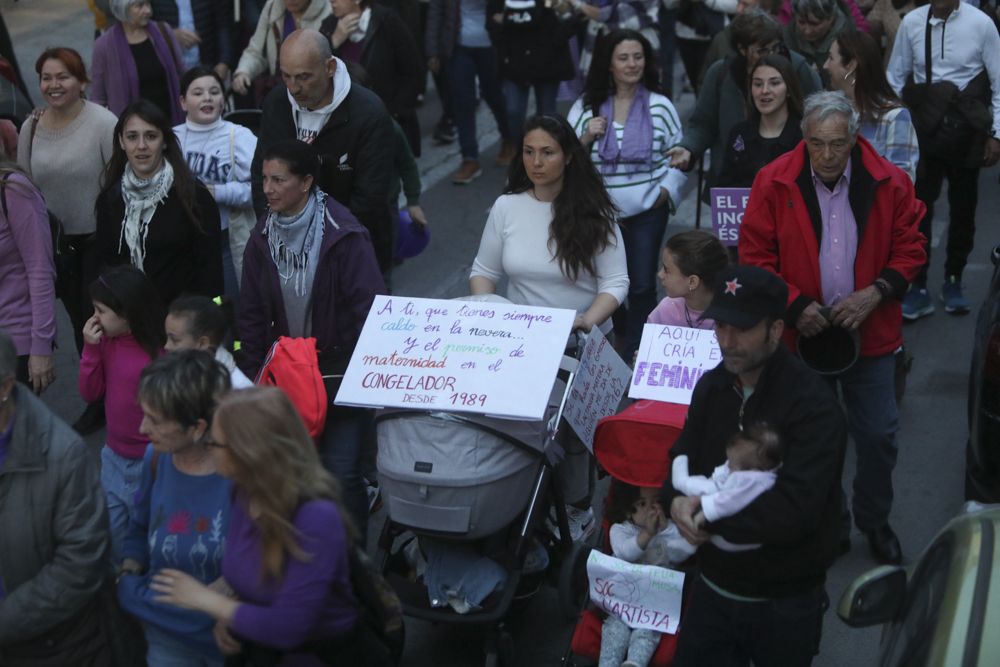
[663,265,847,667]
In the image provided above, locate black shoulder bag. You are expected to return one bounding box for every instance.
[901,9,992,166]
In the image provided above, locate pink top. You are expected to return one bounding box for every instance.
[78,334,155,459]
[647,296,715,330]
[812,161,858,307]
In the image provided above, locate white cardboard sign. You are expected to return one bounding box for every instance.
[334,295,575,420]
[564,328,632,450]
[628,324,722,405]
[587,550,685,634]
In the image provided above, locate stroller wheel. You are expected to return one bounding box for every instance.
[557,540,593,620]
[483,629,514,667]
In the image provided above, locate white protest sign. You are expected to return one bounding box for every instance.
[334,296,575,420]
[564,328,631,450]
[587,550,685,634]
[628,324,722,405]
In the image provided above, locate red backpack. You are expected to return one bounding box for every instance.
[255,337,328,438]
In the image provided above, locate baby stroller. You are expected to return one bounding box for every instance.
[373,311,596,667]
[561,400,690,667]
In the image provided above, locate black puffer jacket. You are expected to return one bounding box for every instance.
[660,344,847,599]
[151,0,235,67]
[486,0,576,83]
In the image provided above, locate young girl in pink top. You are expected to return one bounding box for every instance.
[79,266,165,561]
[647,230,729,330]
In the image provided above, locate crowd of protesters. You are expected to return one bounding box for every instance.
[0,0,998,664]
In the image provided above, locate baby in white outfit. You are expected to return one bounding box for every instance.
[672,423,783,551]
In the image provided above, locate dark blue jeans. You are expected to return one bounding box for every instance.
[448,45,510,160]
[618,205,670,360]
[318,406,373,546]
[826,353,899,532]
[501,79,558,143]
[673,577,827,667]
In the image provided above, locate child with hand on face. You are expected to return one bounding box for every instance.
[672,423,784,552]
[600,482,695,667]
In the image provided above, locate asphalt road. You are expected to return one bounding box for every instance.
[5,1,999,664]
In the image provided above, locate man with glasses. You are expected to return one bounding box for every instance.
[784,0,855,86]
[740,91,926,566]
[662,265,847,666]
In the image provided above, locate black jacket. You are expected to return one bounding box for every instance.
[485,0,576,83]
[151,0,235,68]
[320,6,424,119]
[320,5,424,154]
[95,182,223,304]
[660,345,847,598]
[252,81,395,272]
[716,116,803,189]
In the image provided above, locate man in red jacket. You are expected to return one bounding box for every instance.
[739,90,925,565]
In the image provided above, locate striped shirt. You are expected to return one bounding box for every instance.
[859,106,919,182]
[568,92,687,219]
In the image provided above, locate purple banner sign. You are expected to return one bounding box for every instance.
[709,188,751,247]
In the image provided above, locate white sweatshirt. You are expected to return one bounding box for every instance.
[174,118,257,230]
[609,520,696,566]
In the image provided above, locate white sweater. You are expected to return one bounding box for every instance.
[567,92,687,218]
[174,119,257,230]
[470,192,629,333]
[609,520,696,566]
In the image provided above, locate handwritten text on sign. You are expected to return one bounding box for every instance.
[710,187,751,247]
[564,328,631,451]
[628,324,721,405]
[587,550,685,634]
[334,296,575,419]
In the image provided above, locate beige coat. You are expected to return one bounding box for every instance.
[234,0,332,81]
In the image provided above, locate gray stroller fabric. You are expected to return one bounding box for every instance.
[376,381,565,539]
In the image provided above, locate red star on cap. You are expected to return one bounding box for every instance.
[724,278,742,296]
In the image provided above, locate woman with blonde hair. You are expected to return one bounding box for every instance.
[151,387,391,665]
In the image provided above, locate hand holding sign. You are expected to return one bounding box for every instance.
[335,296,575,420]
[629,324,721,405]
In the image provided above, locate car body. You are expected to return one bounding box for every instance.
[838,502,1000,666]
[966,245,1000,502]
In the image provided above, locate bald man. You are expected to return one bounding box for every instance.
[251,28,395,273]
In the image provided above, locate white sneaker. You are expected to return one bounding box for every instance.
[549,506,595,542]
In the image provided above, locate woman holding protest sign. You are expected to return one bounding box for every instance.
[716,54,803,190]
[237,139,383,541]
[470,113,628,540]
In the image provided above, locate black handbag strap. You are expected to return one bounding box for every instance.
[924,9,933,85]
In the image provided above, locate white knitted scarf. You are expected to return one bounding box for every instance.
[119,161,174,272]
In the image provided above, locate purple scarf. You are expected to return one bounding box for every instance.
[109,23,183,124]
[597,85,653,175]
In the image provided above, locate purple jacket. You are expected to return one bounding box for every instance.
[0,173,55,357]
[237,195,385,378]
[90,22,184,124]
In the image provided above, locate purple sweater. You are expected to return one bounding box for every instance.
[78,334,154,458]
[223,497,358,653]
[0,173,56,357]
[90,23,184,124]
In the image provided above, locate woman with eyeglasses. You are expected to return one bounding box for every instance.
[117,349,233,666]
[717,53,804,189]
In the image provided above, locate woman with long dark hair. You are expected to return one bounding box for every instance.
[96,99,223,305]
[470,113,628,538]
[717,53,804,188]
[824,30,918,180]
[569,29,685,359]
